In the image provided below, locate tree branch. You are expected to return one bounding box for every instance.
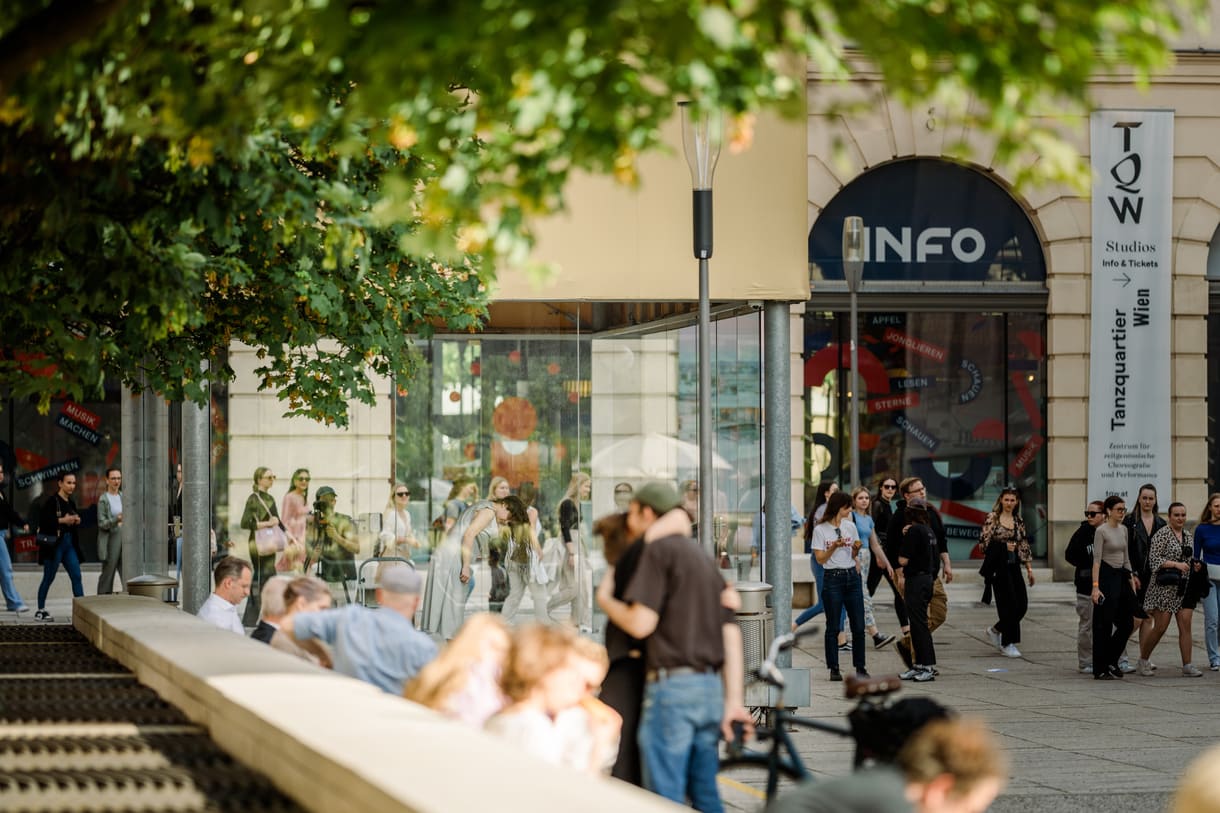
[0,0,129,94]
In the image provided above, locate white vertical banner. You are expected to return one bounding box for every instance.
[1087,110,1173,501]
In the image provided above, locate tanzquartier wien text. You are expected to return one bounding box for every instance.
[1111,289,1151,430]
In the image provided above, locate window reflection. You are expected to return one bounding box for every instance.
[804,311,1047,558]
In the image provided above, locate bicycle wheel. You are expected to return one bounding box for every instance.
[718,740,808,805]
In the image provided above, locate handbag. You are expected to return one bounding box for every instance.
[35,533,59,550]
[255,525,287,556]
[1155,567,1183,587]
[253,493,287,555]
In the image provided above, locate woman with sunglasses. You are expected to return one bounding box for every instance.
[869,478,908,634]
[1064,500,1106,674]
[1091,495,1138,680]
[379,483,420,560]
[277,469,311,574]
[979,487,1032,658]
[240,466,286,626]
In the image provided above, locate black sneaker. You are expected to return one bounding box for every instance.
[34,609,53,622]
[838,641,852,652]
[829,668,842,682]
[1107,665,1124,680]
[1094,672,1117,680]
[856,668,870,678]
[873,632,896,649]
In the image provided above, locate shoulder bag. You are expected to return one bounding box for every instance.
[254,493,287,556]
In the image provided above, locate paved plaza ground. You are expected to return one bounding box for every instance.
[9,565,1218,812]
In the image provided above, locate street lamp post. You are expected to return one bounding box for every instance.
[842,217,864,490]
[680,101,721,559]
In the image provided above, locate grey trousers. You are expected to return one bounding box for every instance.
[1076,591,1093,668]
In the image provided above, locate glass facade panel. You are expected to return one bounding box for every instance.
[804,310,1047,559]
[384,307,763,627]
[0,387,122,564]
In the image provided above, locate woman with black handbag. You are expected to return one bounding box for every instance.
[34,472,84,622]
[1136,502,1205,677]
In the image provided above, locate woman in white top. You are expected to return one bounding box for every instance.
[811,491,868,681]
[378,483,419,560]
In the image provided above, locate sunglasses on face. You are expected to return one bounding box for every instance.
[395,491,410,497]
[882,484,896,489]
[1084,511,1101,517]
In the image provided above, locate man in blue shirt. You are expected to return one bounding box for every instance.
[283,564,437,694]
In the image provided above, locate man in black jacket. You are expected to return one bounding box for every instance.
[1064,500,1105,674]
[887,477,954,670]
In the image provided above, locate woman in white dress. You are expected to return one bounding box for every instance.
[378,483,419,560]
[422,497,509,639]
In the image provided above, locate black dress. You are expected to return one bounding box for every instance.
[600,536,647,785]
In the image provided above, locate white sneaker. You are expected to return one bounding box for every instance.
[1137,659,1154,677]
[984,627,1002,648]
[1001,643,1022,658]
[1118,661,1137,674]
[1183,663,1204,677]
[1079,664,1093,674]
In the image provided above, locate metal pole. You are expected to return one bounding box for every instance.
[698,255,714,558]
[763,301,793,668]
[849,289,860,490]
[181,371,211,614]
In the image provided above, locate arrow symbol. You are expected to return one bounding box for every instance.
[1114,272,1131,287]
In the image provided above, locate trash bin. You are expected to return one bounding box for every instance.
[127,574,179,603]
[733,581,773,682]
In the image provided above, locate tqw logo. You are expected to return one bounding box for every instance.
[1108,122,1144,224]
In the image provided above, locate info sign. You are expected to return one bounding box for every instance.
[1087,110,1173,501]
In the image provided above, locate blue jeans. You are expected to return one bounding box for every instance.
[794,558,825,626]
[822,568,866,672]
[0,530,28,610]
[638,671,724,812]
[1200,578,1220,667]
[37,534,84,609]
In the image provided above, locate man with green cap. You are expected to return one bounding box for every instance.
[597,480,751,812]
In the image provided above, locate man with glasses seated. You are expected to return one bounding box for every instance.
[887,477,953,671]
[1065,500,1106,674]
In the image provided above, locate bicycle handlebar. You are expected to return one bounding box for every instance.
[754,626,901,700]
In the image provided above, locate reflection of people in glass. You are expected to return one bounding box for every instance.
[0,461,30,613]
[378,483,419,560]
[303,486,359,605]
[548,473,592,629]
[500,493,550,624]
[613,482,634,512]
[277,468,310,575]
[240,467,283,625]
[442,477,477,533]
[422,497,508,640]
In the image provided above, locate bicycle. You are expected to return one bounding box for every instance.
[719,629,938,803]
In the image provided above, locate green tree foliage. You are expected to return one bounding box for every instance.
[0,0,1204,423]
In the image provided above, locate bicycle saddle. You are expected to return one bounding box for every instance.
[844,672,902,699]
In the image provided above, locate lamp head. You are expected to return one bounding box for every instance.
[679,101,722,191]
[842,216,865,291]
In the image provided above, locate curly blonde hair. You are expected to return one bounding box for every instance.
[499,624,579,703]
